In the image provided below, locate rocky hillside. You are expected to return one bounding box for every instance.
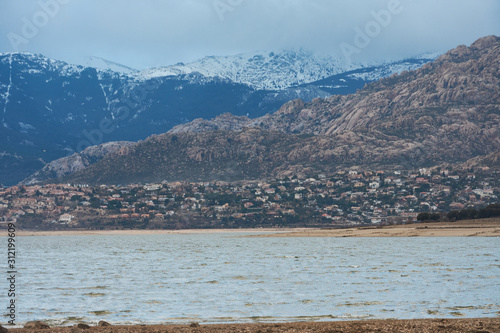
[21,141,133,185]
[457,151,500,169]
[62,127,440,184]
[48,36,500,184]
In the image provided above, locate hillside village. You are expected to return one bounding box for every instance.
[0,166,498,230]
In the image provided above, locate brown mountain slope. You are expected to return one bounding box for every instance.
[63,128,433,184]
[64,36,500,184]
[20,141,134,185]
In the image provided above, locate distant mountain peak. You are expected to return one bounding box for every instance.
[470,35,500,49]
[133,49,352,90]
[134,49,439,91]
[0,52,87,77]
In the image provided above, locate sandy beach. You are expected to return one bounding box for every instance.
[4,318,500,332]
[4,218,499,237]
[247,219,500,238]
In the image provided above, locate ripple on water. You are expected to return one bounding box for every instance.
[143,301,162,305]
[83,292,107,297]
[17,235,500,324]
[338,301,384,307]
[449,311,465,317]
[88,310,113,316]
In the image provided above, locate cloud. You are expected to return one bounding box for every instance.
[0,0,499,69]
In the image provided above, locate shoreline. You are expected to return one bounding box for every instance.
[1,219,499,237]
[5,318,500,332]
[0,227,298,237]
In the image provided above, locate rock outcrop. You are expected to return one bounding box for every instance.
[20,141,133,184]
[23,321,50,329]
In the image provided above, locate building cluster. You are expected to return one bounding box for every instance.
[0,166,498,230]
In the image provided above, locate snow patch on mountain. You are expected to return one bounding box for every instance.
[134,49,442,91]
[345,52,444,81]
[0,52,86,77]
[2,54,13,125]
[347,61,425,81]
[135,49,362,90]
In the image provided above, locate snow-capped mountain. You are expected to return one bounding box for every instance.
[0,53,297,185]
[135,49,356,90]
[0,51,86,77]
[135,49,441,91]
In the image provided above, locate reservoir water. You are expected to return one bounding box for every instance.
[5,233,500,326]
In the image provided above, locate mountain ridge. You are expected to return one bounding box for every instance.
[134,49,440,90]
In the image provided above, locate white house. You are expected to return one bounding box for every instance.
[59,213,75,223]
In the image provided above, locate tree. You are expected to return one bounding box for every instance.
[449,204,500,221]
[479,204,500,218]
[89,197,101,208]
[107,200,123,211]
[417,212,440,222]
[71,195,82,202]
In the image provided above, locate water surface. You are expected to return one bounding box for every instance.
[7,234,500,326]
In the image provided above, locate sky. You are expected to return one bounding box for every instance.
[0,0,499,69]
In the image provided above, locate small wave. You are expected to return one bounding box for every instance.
[83,292,107,297]
[89,310,112,316]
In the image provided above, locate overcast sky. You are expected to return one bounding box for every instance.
[0,0,499,69]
